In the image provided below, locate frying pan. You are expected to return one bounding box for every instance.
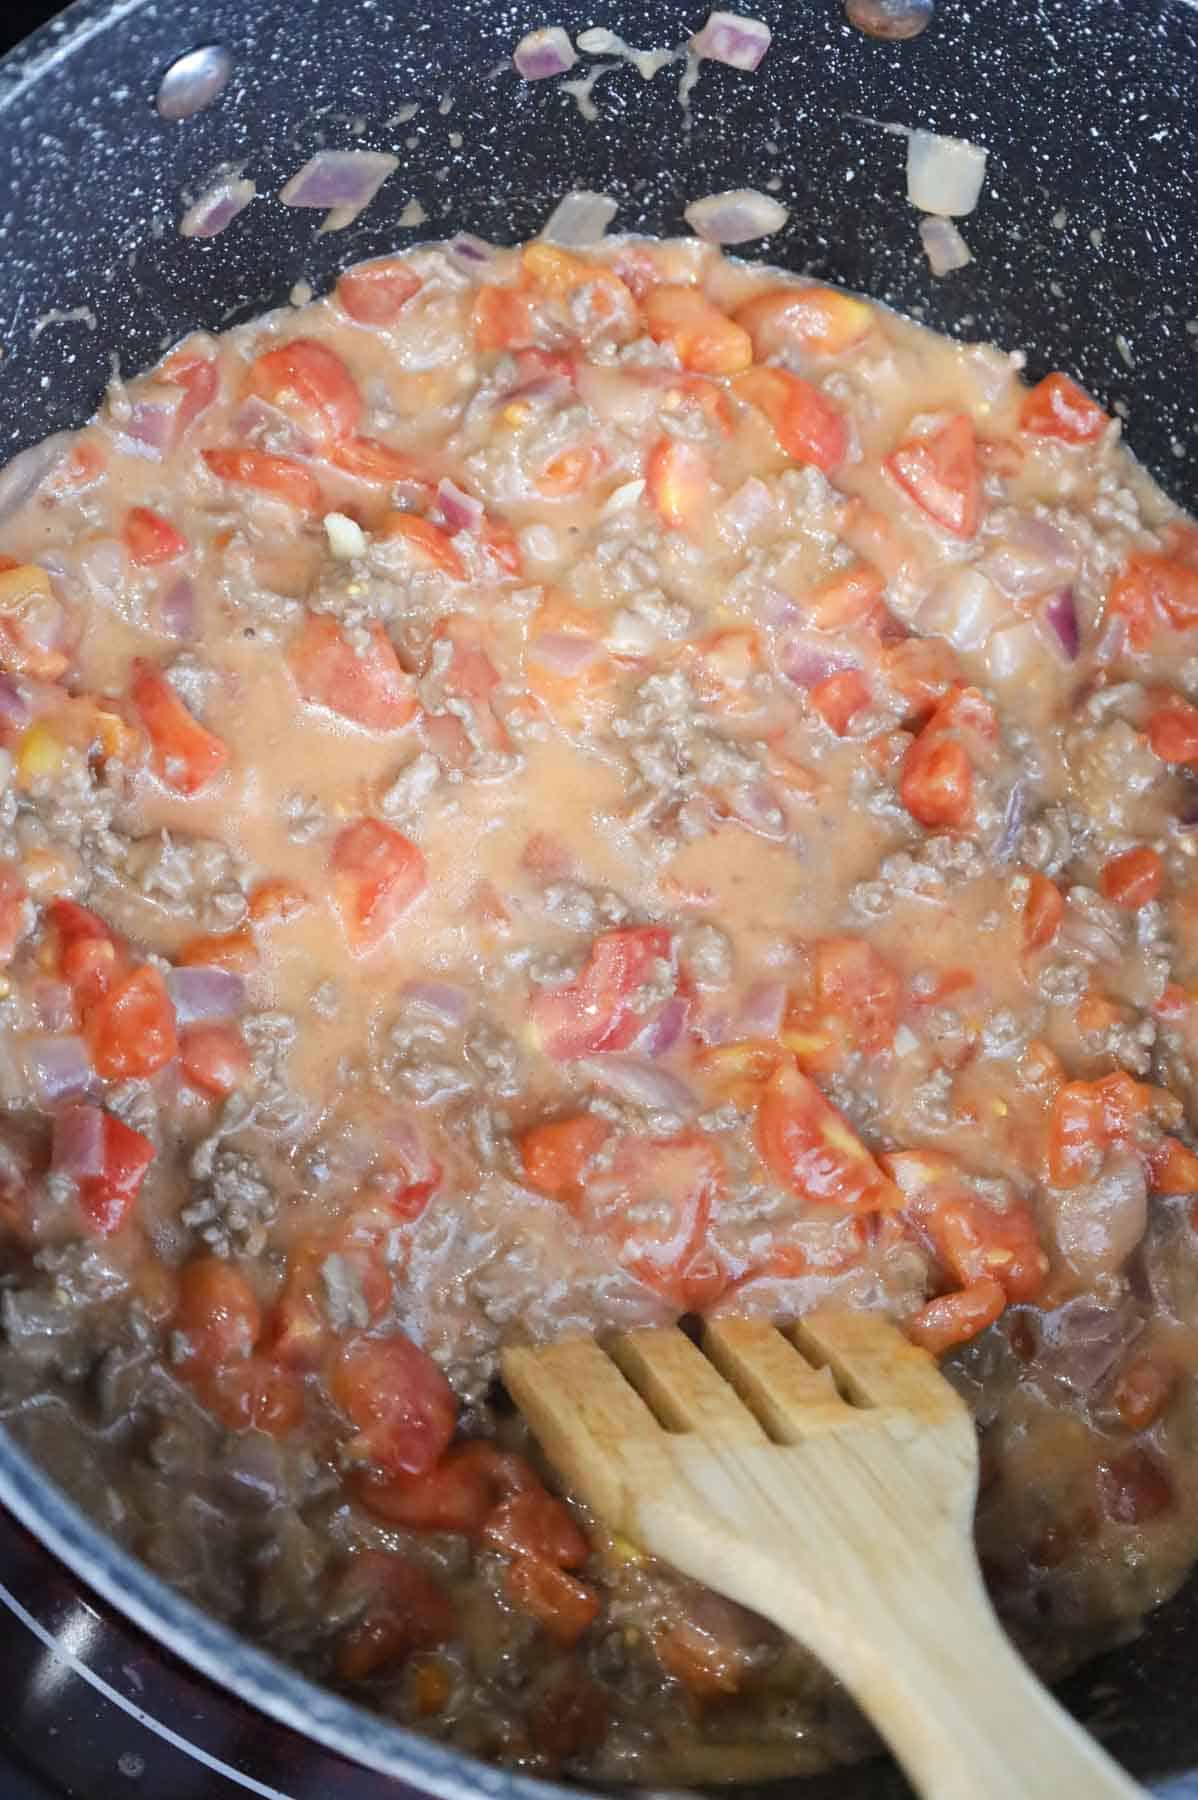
[0,0,1196,1794]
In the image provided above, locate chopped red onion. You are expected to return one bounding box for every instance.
[737,981,787,1038]
[180,176,256,241]
[436,478,484,535]
[725,780,788,839]
[906,130,988,218]
[540,191,619,247]
[26,1035,92,1103]
[513,26,577,79]
[994,779,1028,862]
[1177,786,1198,830]
[633,994,689,1058]
[279,152,398,224]
[166,966,245,1024]
[529,632,602,676]
[381,1111,440,1188]
[684,189,789,245]
[447,235,497,275]
[1043,588,1080,661]
[0,433,70,524]
[781,631,859,689]
[401,980,470,1027]
[1037,1297,1144,1394]
[918,215,972,277]
[30,979,74,1032]
[51,1103,106,1179]
[690,9,772,69]
[121,387,185,461]
[157,574,197,641]
[0,676,30,730]
[981,515,1078,601]
[579,1055,695,1115]
[77,537,128,605]
[718,477,776,543]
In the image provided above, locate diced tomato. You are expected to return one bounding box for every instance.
[334,1552,454,1681]
[174,1256,262,1371]
[203,448,322,513]
[1097,1448,1174,1524]
[248,878,311,927]
[1047,1080,1107,1188]
[77,1114,155,1236]
[330,1332,457,1477]
[379,511,467,579]
[505,1557,600,1647]
[46,439,107,497]
[803,562,886,631]
[755,1064,899,1212]
[123,507,188,567]
[520,1114,610,1200]
[735,283,873,360]
[696,1039,787,1105]
[179,1023,250,1098]
[472,284,537,353]
[246,338,362,444]
[1148,1136,1198,1195]
[645,437,713,535]
[655,1619,745,1698]
[810,669,870,735]
[1100,846,1162,910]
[536,443,607,498]
[197,1357,305,1438]
[643,285,752,376]
[882,636,961,722]
[328,437,434,489]
[478,514,523,579]
[812,937,900,1056]
[1144,690,1198,765]
[1112,1356,1175,1431]
[330,819,427,956]
[434,615,511,750]
[160,348,220,432]
[1019,373,1108,445]
[595,1136,728,1311]
[884,415,980,539]
[520,244,637,331]
[511,348,579,390]
[1109,554,1198,650]
[734,367,848,473]
[531,924,672,1059]
[47,898,120,1008]
[0,563,73,682]
[900,731,972,829]
[130,658,229,796]
[483,1489,590,1569]
[890,1163,1047,1302]
[87,963,177,1080]
[287,613,417,731]
[905,1279,1006,1354]
[335,258,423,327]
[670,374,735,436]
[1023,871,1064,951]
[177,925,259,974]
[353,1441,536,1535]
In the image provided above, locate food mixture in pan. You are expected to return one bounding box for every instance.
[0,232,1197,1781]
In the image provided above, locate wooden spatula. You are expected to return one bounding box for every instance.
[502,1308,1143,1800]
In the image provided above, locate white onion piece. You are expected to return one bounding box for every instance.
[78,537,128,605]
[919,215,972,276]
[234,396,313,455]
[737,981,787,1038]
[579,1055,695,1115]
[725,780,788,839]
[436,478,484,534]
[529,631,602,676]
[180,176,256,241]
[718,476,775,541]
[26,1036,92,1103]
[401,981,469,1027]
[981,514,1078,601]
[984,621,1041,683]
[513,26,577,79]
[166,966,245,1023]
[540,191,619,247]
[121,388,184,461]
[690,9,772,69]
[51,1103,106,1179]
[781,631,858,689]
[0,677,30,731]
[601,478,645,517]
[279,152,398,223]
[1053,1152,1149,1280]
[918,567,1007,651]
[685,189,789,245]
[906,130,988,218]
[0,433,70,525]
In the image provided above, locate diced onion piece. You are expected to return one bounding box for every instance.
[690,9,772,69]
[158,574,198,640]
[906,130,988,217]
[0,434,71,524]
[51,1103,106,1179]
[684,189,789,245]
[401,980,469,1026]
[918,214,972,276]
[578,1055,695,1115]
[324,512,368,560]
[26,1035,92,1103]
[120,389,184,461]
[918,568,1006,651]
[984,621,1041,683]
[737,981,787,1038]
[166,966,246,1023]
[781,631,859,689]
[279,152,398,225]
[529,632,602,676]
[600,478,645,516]
[0,677,31,730]
[540,191,619,248]
[180,176,256,241]
[513,26,577,79]
[436,478,484,535]
[1043,588,1081,661]
[447,235,497,275]
[633,995,688,1058]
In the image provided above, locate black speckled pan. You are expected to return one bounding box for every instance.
[0,1,1196,1795]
